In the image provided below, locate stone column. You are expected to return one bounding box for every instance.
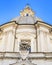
[6,31,14,51]
[15,38,20,52]
[47,33,52,52]
[0,33,6,52]
[31,38,36,52]
[39,30,45,52]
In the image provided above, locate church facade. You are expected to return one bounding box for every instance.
[0,6,52,65]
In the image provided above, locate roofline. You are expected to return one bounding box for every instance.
[0,20,52,28]
[37,21,52,26]
[0,21,16,27]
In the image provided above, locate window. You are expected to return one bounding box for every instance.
[20,40,31,52]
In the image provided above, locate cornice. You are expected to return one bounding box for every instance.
[0,21,18,29]
[36,21,52,28]
[0,52,52,60]
[0,21,52,29]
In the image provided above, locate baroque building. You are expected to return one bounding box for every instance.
[0,5,52,65]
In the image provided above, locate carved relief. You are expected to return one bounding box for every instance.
[20,40,31,52]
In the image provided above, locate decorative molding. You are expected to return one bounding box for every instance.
[0,52,52,60]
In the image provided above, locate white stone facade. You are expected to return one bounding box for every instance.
[0,6,52,65]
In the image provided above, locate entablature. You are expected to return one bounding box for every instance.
[0,52,52,60]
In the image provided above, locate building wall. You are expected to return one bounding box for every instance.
[0,23,52,52]
[0,22,52,65]
[0,58,52,65]
[38,25,52,52]
[0,52,52,65]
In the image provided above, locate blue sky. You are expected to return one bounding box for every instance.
[0,0,52,25]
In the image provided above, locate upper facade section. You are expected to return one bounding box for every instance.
[11,5,42,24]
[20,5,34,16]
